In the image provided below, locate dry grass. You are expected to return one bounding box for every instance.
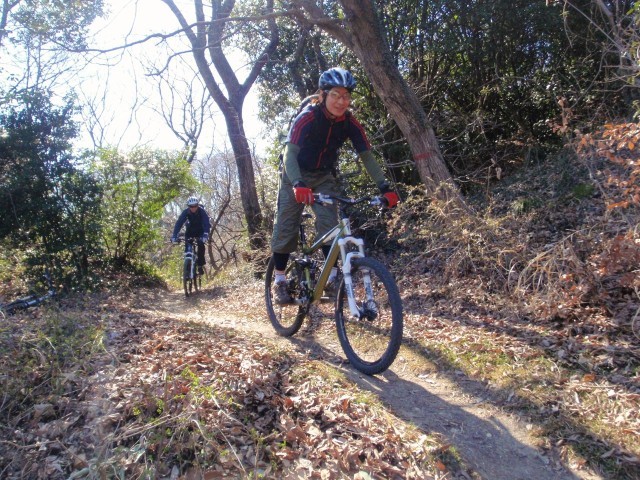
[386,135,640,478]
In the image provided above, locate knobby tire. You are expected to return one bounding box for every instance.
[265,257,306,337]
[335,257,403,375]
[183,258,193,297]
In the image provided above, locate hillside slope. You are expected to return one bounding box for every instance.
[1,130,638,479]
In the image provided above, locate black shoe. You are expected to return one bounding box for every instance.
[272,280,292,305]
[198,266,204,275]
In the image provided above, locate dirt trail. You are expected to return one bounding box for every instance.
[133,285,602,480]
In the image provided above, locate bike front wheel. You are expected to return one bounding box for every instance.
[336,257,403,375]
[183,259,193,297]
[265,257,307,337]
[193,269,200,293]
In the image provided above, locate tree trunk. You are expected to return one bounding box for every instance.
[293,0,466,207]
[222,100,266,248]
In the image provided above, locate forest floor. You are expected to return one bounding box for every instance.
[129,281,609,480]
[0,267,637,480]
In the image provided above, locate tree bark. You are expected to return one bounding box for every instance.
[291,0,466,207]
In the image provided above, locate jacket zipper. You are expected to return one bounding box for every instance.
[316,122,334,169]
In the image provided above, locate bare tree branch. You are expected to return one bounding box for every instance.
[158,0,280,249]
[154,68,212,157]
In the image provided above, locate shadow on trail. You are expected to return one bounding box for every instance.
[354,369,582,480]
[402,292,636,478]
[285,324,583,480]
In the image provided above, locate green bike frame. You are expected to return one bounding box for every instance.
[294,194,372,318]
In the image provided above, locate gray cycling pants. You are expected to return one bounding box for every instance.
[270,169,339,254]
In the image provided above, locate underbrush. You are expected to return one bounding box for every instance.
[392,136,638,330]
[389,126,640,477]
[0,244,27,298]
[155,246,186,290]
[0,302,107,477]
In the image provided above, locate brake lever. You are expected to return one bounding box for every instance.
[315,193,334,205]
[370,196,386,208]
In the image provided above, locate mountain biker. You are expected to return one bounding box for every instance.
[171,196,211,275]
[271,67,399,304]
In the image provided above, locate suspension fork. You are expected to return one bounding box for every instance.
[185,242,196,279]
[339,235,372,318]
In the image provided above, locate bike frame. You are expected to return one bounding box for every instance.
[0,270,56,315]
[290,194,375,318]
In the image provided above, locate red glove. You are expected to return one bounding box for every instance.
[293,182,314,205]
[382,191,399,208]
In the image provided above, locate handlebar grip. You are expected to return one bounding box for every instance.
[314,193,334,205]
[371,196,385,207]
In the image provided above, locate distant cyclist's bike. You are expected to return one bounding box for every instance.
[265,193,403,375]
[174,236,201,297]
[1,269,56,317]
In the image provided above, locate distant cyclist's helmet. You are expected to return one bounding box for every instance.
[318,67,356,92]
[186,196,199,206]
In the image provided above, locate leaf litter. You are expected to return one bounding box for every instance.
[0,290,448,479]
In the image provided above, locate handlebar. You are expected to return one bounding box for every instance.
[313,193,388,208]
[170,235,206,244]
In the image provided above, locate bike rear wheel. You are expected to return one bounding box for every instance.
[335,257,403,375]
[265,257,307,337]
[183,259,193,297]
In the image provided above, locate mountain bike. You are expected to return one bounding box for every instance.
[174,236,201,297]
[1,269,56,317]
[265,193,403,375]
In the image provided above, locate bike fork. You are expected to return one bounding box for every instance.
[339,237,373,318]
[185,251,195,279]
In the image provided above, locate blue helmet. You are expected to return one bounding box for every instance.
[318,67,356,92]
[186,196,199,206]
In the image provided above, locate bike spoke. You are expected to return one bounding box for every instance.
[336,257,402,375]
[265,257,306,336]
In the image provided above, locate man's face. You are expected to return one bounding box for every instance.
[189,205,198,212]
